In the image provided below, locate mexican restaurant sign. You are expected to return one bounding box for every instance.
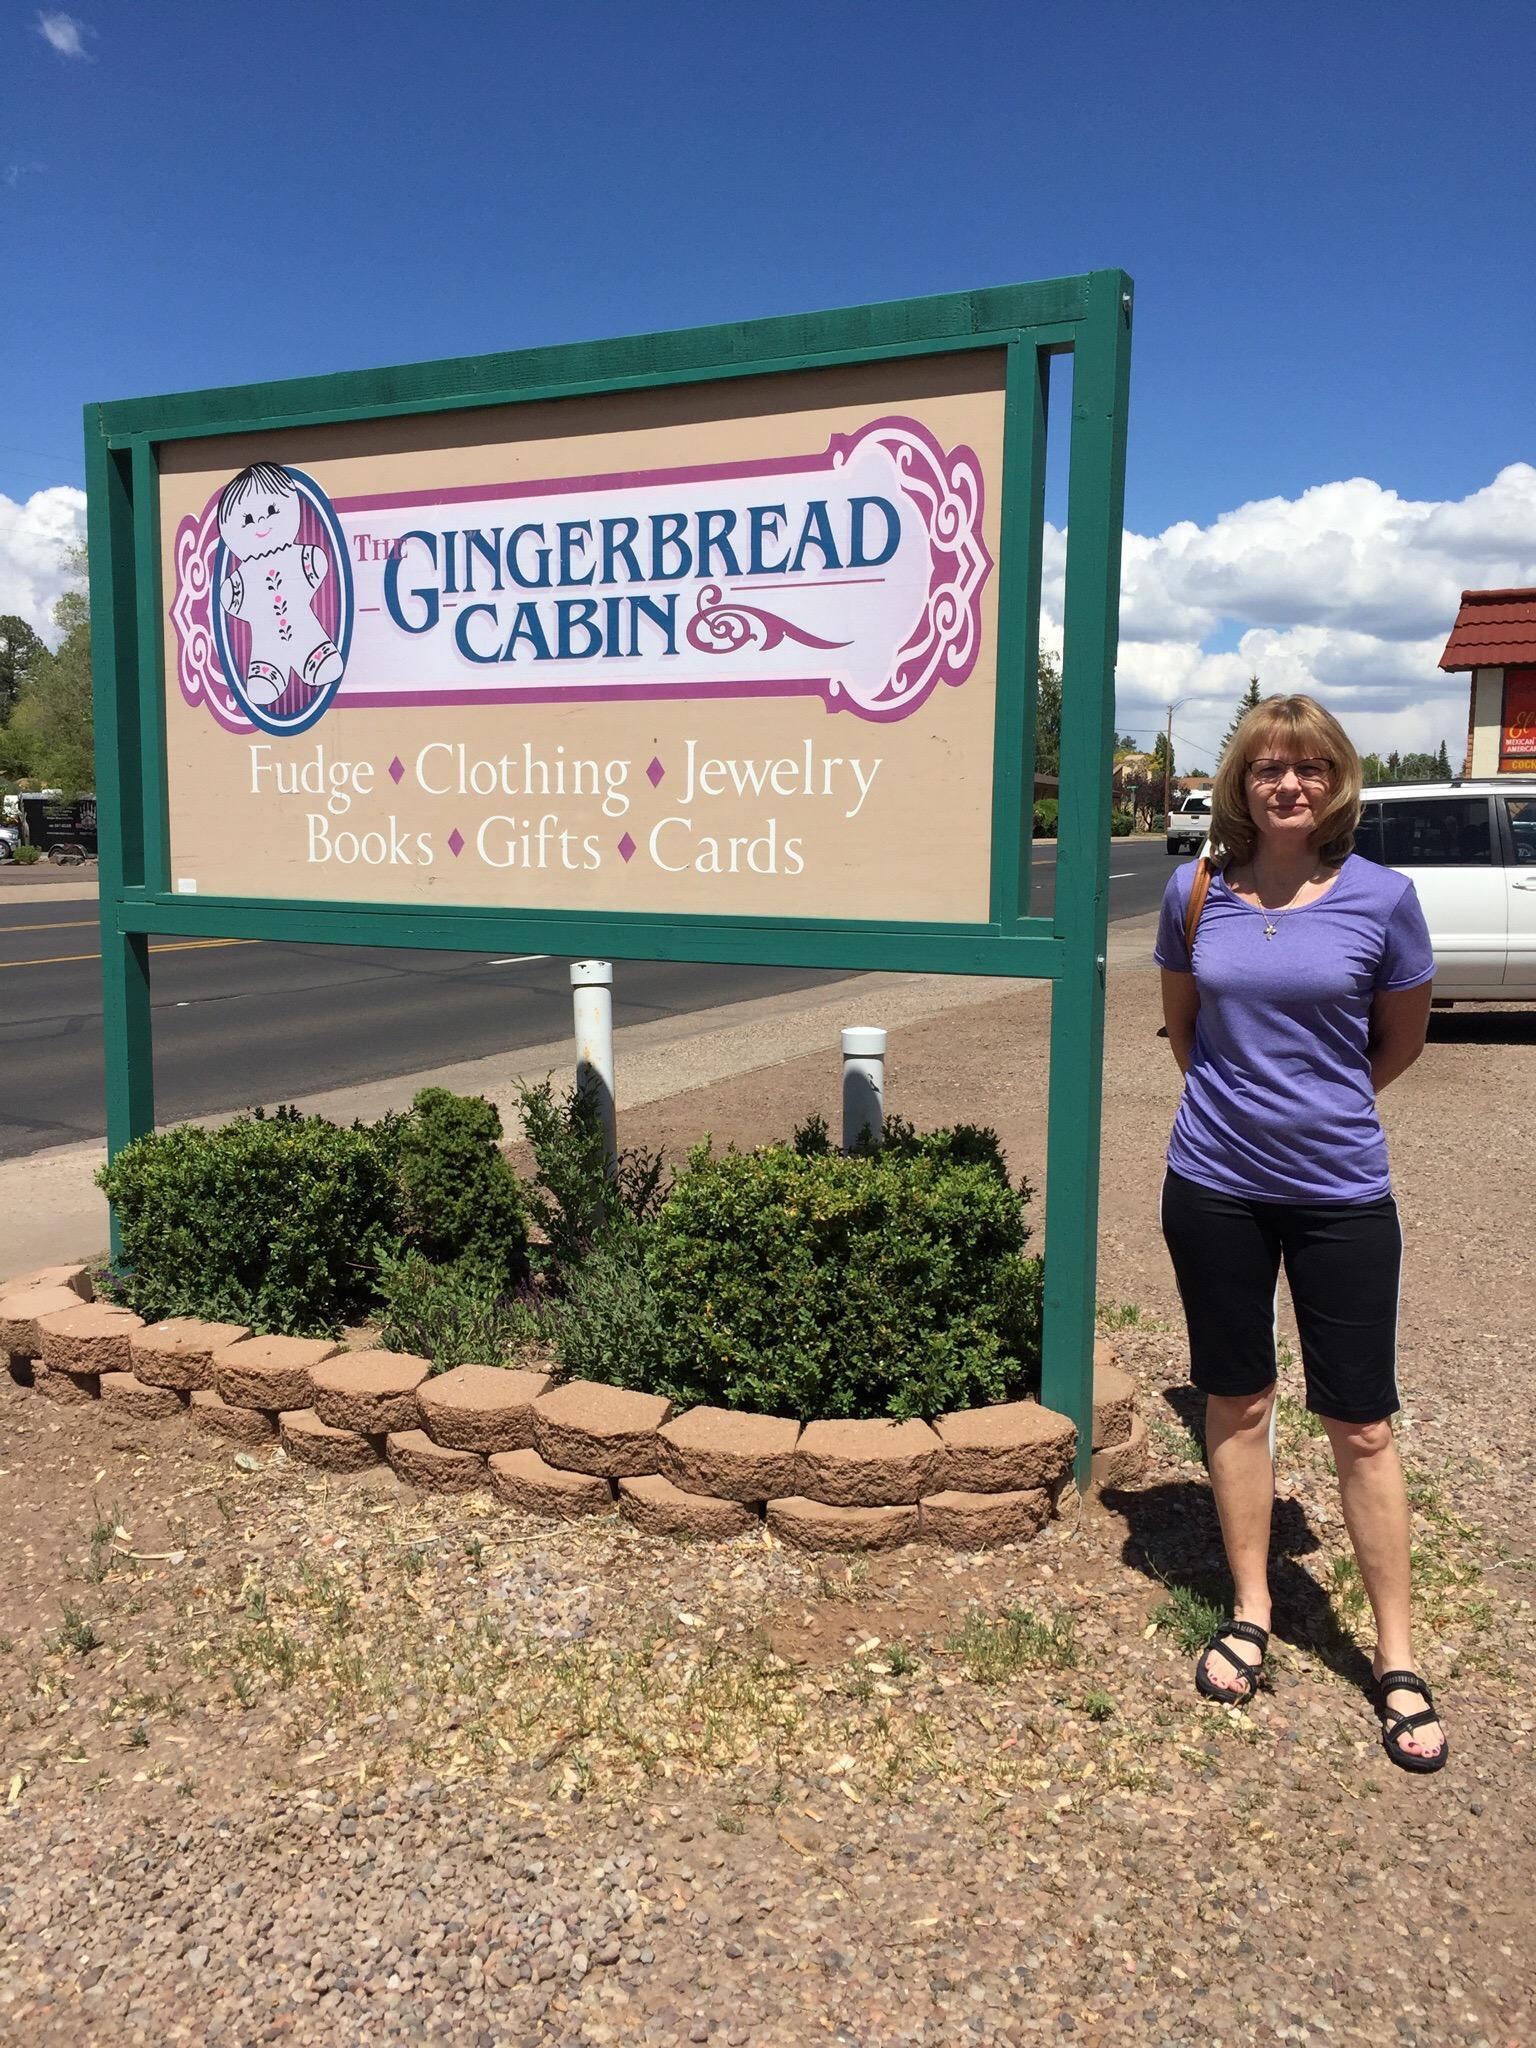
[1501,667,1536,771]
[161,363,1002,919]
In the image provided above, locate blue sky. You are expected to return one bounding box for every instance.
[4,0,1533,760]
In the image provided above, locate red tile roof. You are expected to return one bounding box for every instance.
[1439,588,1536,671]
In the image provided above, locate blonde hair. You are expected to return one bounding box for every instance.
[1210,694,1361,869]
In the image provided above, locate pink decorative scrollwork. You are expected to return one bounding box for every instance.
[170,503,252,733]
[685,584,851,657]
[826,417,991,719]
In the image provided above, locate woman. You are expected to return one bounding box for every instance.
[1155,694,1447,1772]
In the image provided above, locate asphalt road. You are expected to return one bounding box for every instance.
[0,839,1172,1160]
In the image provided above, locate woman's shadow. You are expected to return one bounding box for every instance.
[1100,1385,1377,1691]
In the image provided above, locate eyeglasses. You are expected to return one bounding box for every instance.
[1247,758,1331,787]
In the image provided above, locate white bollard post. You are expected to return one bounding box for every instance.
[571,961,617,1172]
[841,1027,887,1153]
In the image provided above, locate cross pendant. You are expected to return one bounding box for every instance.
[1262,919,1278,940]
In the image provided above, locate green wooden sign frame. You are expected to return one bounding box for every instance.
[86,268,1131,1485]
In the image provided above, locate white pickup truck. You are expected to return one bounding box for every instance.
[1166,792,1213,856]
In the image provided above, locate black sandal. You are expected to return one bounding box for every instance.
[1372,1669,1448,1774]
[1194,1619,1269,1703]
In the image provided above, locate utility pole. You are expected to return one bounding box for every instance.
[1163,703,1174,823]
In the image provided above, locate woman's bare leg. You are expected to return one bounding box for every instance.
[1320,1416,1444,1758]
[1201,1387,1278,1690]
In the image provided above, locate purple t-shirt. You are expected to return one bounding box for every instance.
[1155,853,1435,1203]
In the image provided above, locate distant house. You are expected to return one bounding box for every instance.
[1438,587,1536,775]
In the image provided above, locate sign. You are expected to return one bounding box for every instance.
[88,272,1132,1486]
[19,794,98,859]
[1501,666,1536,770]
[160,369,1002,920]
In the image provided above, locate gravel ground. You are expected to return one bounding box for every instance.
[3,945,1532,2046]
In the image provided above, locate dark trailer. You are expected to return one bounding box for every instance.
[20,794,98,863]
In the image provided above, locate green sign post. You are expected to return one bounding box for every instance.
[86,269,1131,1486]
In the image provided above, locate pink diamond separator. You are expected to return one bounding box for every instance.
[617,832,637,863]
[388,756,405,784]
[447,828,465,858]
[646,755,665,786]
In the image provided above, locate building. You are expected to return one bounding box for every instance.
[1438,587,1536,775]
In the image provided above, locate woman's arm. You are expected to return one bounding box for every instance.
[1368,981,1433,1094]
[1160,968,1200,1076]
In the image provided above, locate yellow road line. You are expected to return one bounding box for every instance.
[0,917,101,934]
[0,938,257,972]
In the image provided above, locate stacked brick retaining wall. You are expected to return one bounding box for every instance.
[1,1266,1147,1552]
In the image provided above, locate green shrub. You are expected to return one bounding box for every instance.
[1110,809,1134,837]
[517,1077,667,1286]
[548,1235,667,1390]
[634,1136,1042,1422]
[1032,798,1058,838]
[791,1110,833,1158]
[877,1114,1016,1180]
[97,1106,398,1334]
[791,1110,1019,1182]
[12,844,41,865]
[374,1249,542,1372]
[392,1088,528,1287]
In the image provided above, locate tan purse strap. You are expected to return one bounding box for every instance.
[1183,856,1214,960]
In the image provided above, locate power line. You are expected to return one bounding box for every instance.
[1110,721,1219,766]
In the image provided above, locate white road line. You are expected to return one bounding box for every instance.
[489,955,549,966]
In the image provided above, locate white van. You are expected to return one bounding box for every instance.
[1355,779,1536,1001]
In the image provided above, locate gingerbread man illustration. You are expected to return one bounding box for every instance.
[216,464,343,708]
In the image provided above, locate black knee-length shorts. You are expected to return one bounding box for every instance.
[1159,1166,1402,1424]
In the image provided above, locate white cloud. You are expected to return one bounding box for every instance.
[0,487,88,641]
[36,10,91,58]
[1041,462,1536,765]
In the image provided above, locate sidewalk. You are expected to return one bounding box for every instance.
[0,872,98,904]
[0,916,1162,1272]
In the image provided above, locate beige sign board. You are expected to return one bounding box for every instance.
[160,354,1005,922]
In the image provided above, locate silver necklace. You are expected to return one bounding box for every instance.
[1230,869,1325,938]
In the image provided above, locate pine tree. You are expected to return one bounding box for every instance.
[0,615,43,726]
[5,553,93,794]
[1386,750,1402,781]
[1150,731,1175,813]
[1219,676,1263,759]
[1034,653,1062,776]
[1435,739,1451,777]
